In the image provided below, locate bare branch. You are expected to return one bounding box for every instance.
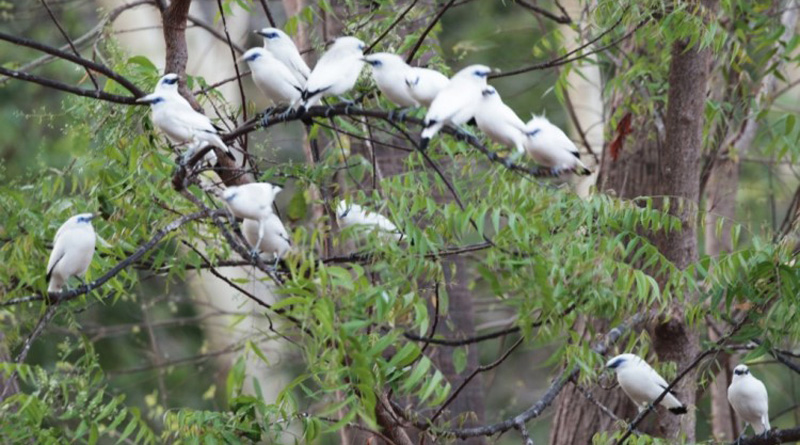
[0,30,144,96]
[367,0,419,53]
[39,0,99,88]
[405,0,457,63]
[0,66,140,105]
[514,0,571,24]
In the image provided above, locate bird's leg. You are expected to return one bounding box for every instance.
[276,106,293,120]
[260,107,276,126]
[388,107,412,122]
[337,96,355,114]
[734,432,745,445]
[454,125,476,141]
[250,222,265,262]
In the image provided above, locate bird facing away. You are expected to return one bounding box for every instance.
[728,364,770,435]
[223,183,284,256]
[363,52,421,108]
[420,64,491,149]
[222,183,283,222]
[337,201,402,242]
[242,215,291,260]
[405,66,450,108]
[240,47,303,108]
[474,86,528,155]
[606,354,688,415]
[137,74,235,164]
[524,115,590,175]
[301,36,366,110]
[46,213,96,293]
[256,27,311,84]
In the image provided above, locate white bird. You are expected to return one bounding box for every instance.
[242,215,291,260]
[363,52,421,108]
[300,36,365,110]
[46,213,96,293]
[137,73,235,164]
[728,364,770,435]
[524,115,590,175]
[474,86,528,155]
[606,353,688,415]
[256,27,311,84]
[337,201,402,242]
[222,183,283,255]
[239,47,303,110]
[405,66,450,108]
[420,64,490,150]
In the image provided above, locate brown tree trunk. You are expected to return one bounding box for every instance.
[553,1,715,442]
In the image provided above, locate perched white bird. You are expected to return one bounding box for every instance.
[474,86,528,155]
[256,27,311,84]
[524,115,590,175]
[606,354,688,415]
[363,52,420,108]
[222,183,283,222]
[240,47,303,109]
[242,215,291,260]
[728,364,770,435]
[222,183,283,255]
[420,64,490,150]
[137,74,235,164]
[337,201,402,242]
[46,213,96,293]
[405,66,449,108]
[300,36,365,110]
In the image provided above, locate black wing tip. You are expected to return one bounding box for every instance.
[577,167,592,176]
[420,137,430,152]
[225,149,236,161]
[668,406,687,415]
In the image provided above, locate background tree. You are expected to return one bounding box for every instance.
[2,0,800,444]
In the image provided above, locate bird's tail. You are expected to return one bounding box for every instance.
[575,159,592,176]
[208,134,235,161]
[668,406,688,415]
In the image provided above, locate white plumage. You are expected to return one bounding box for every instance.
[46,213,96,293]
[301,36,365,110]
[223,183,284,257]
[606,353,688,415]
[524,115,590,174]
[728,364,770,435]
[405,67,449,108]
[420,64,490,148]
[222,183,283,222]
[242,215,291,260]
[240,47,303,108]
[138,74,234,164]
[256,27,311,84]
[363,52,420,108]
[337,201,402,242]
[474,86,528,155]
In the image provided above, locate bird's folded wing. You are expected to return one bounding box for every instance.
[46,244,65,281]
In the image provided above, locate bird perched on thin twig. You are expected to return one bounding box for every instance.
[420,64,490,150]
[239,47,303,116]
[46,213,96,294]
[256,27,310,84]
[606,353,688,415]
[728,364,770,437]
[242,215,292,261]
[337,201,402,243]
[222,183,283,257]
[299,37,366,112]
[474,86,528,156]
[524,115,590,175]
[363,53,449,111]
[137,73,235,164]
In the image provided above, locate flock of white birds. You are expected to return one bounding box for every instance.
[43,28,772,438]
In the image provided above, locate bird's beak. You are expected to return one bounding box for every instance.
[87,214,96,221]
[136,93,157,104]
[254,30,265,37]
[236,56,246,64]
[361,57,370,63]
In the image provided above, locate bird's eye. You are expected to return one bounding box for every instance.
[268,32,278,38]
[373,60,382,66]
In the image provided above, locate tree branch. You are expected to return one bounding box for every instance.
[0,30,144,96]
[1,210,223,307]
[0,67,140,105]
[514,0,571,24]
[39,0,99,89]
[405,0,457,63]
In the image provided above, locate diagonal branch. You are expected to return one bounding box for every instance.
[514,0,571,24]
[405,0,457,63]
[39,0,100,89]
[0,31,144,96]
[0,66,140,105]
